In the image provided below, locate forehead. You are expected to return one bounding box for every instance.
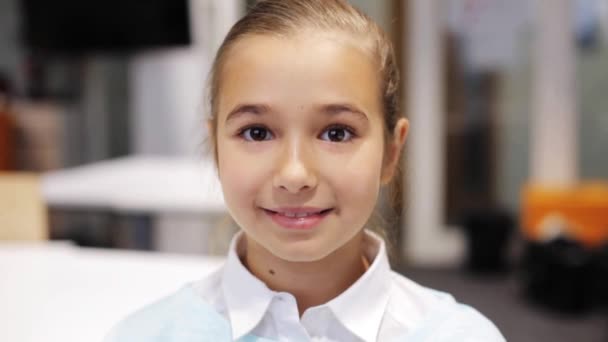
[217,32,382,118]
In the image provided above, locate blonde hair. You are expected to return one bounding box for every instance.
[207,0,400,157]
[206,0,403,254]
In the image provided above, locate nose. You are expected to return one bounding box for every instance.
[272,138,318,194]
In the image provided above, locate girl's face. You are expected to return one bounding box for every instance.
[215,32,402,262]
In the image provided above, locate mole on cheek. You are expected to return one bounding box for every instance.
[269,269,275,275]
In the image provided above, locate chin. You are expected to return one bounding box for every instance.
[269,241,334,263]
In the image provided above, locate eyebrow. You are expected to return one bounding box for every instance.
[225,103,369,123]
[225,104,271,123]
[319,104,369,121]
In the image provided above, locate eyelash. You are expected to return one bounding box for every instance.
[319,124,356,142]
[237,124,357,143]
[238,125,274,141]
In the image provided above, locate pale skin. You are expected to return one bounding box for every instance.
[210,31,408,316]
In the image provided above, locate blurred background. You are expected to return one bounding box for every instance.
[0,0,607,341]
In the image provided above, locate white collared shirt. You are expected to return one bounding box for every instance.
[191,231,501,342]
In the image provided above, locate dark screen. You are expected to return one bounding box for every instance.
[21,0,191,54]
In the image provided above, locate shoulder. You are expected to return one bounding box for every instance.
[104,271,230,342]
[410,302,505,341]
[388,272,505,341]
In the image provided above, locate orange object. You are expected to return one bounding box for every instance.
[522,182,608,247]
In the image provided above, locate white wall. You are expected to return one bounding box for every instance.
[404,0,465,266]
[130,0,243,157]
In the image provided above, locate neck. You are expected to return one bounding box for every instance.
[243,231,367,316]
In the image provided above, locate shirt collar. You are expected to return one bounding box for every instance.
[324,230,393,342]
[221,230,393,342]
[221,232,274,341]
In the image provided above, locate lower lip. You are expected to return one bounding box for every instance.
[264,209,332,230]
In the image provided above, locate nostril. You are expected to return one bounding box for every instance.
[279,183,312,193]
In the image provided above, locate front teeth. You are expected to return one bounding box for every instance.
[282,212,314,218]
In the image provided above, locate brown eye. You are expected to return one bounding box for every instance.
[320,126,354,142]
[241,126,273,141]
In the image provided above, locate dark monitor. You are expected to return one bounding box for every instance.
[21,0,191,54]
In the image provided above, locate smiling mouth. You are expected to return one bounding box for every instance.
[263,208,333,217]
[261,207,334,230]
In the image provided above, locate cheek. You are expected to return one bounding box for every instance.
[217,139,271,215]
[323,140,384,215]
[217,141,251,209]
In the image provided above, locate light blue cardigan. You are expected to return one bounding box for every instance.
[105,284,505,342]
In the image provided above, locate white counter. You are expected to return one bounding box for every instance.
[41,155,225,214]
[0,242,224,342]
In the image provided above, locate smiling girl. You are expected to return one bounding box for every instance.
[106,0,504,341]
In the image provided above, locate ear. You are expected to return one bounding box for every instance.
[381,118,409,185]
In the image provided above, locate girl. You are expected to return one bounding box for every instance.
[106,0,505,341]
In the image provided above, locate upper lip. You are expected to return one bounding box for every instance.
[264,207,331,214]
